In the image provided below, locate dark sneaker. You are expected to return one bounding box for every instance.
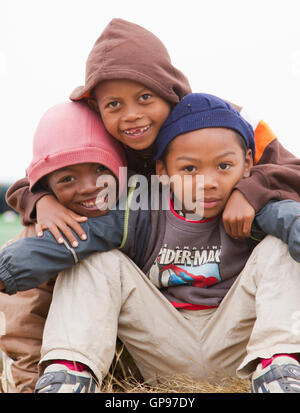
[35,364,100,393]
[251,356,300,393]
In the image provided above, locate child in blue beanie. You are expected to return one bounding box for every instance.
[154,93,255,221]
[1,94,300,394]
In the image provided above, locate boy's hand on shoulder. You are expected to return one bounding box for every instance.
[36,195,88,247]
[222,190,255,239]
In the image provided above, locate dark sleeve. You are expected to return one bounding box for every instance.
[0,209,125,294]
[235,139,300,212]
[6,177,51,225]
[255,200,300,262]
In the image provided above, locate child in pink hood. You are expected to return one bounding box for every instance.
[0,100,126,392]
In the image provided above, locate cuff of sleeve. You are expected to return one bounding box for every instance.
[288,217,300,263]
[23,191,50,225]
[234,172,280,212]
[0,265,18,295]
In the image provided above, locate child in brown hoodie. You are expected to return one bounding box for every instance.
[1,18,300,392]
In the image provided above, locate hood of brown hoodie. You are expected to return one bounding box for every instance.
[70,18,191,104]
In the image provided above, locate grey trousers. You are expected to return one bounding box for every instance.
[40,235,300,384]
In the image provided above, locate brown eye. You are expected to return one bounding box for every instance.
[139,93,151,102]
[59,176,75,183]
[184,166,196,172]
[107,101,120,109]
[218,163,231,170]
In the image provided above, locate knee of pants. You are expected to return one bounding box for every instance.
[54,249,141,307]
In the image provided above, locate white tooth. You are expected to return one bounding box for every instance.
[124,125,150,136]
[81,200,96,208]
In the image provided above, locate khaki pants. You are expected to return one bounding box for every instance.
[40,235,300,385]
[0,225,55,392]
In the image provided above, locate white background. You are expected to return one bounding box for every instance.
[1,0,300,185]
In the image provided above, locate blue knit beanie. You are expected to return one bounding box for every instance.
[154,93,255,160]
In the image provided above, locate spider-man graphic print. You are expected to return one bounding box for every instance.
[149,244,221,289]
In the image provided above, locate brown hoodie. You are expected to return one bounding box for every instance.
[70,18,191,104]
[6,19,300,224]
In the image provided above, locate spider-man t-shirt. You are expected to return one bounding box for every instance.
[147,201,252,310]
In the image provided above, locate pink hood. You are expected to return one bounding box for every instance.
[27,101,127,191]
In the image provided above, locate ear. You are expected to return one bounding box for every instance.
[243,149,253,178]
[156,160,169,185]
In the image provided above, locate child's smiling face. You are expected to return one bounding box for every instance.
[46,162,117,218]
[156,128,253,219]
[94,79,171,151]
